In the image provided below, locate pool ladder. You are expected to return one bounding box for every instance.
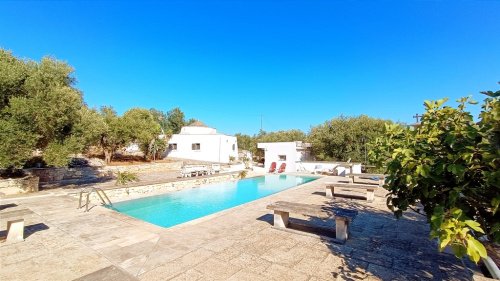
[78,187,113,212]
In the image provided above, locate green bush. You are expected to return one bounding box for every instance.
[115,171,139,186]
[370,90,499,263]
[239,170,248,179]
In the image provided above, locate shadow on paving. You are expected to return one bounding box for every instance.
[322,198,476,281]
[260,192,478,281]
[40,174,115,190]
[0,223,49,240]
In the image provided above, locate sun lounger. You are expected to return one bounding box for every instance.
[268,162,277,173]
[180,165,210,177]
[324,182,378,202]
[0,208,34,242]
[312,164,323,174]
[267,201,357,243]
[277,163,286,173]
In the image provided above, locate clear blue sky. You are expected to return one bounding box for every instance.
[1,1,499,135]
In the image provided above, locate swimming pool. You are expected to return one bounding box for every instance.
[109,174,318,228]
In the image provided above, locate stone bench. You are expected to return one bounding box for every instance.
[346,173,385,187]
[324,182,378,202]
[0,208,34,242]
[266,201,357,243]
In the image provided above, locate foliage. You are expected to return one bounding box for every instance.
[0,119,38,168]
[308,115,388,163]
[123,108,161,159]
[235,133,257,155]
[0,49,87,168]
[229,156,235,163]
[43,137,81,167]
[148,137,167,161]
[241,156,251,169]
[239,170,248,179]
[256,129,306,143]
[115,171,139,186]
[0,49,30,109]
[165,107,186,136]
[73,107,107,149]
[149,108,168,134]
[369,91,500,263]
[97,107,129,164]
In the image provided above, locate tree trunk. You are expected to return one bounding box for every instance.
[104,149,112,164]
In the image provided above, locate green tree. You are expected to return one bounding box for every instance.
[308,115,388,162]
[73,107,107,149]
[369,91,499,262]
[0,119,37,168]
[256,129,306,143]
[235,133,257,154]
[149,108,168,134]
[165,107,186,135]
[148,137,167,161]
[0,49,86,168]
[0,49,30,110]
[123,108,161,160]
[98,107,129,164]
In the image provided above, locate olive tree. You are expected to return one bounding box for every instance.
[308,115,388,162]
[97,107,129,164]
[123,108,161,160]
[0,49,86,168]
[165,107,186,136]
[369,91,499,262]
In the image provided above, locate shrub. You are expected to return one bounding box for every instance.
[369,91,499,263]
[239,170,248,179]
[115,171,139,186]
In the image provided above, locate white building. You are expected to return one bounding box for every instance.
[166,121,238,163]
[257,141,362,175]
[257,141,312,173]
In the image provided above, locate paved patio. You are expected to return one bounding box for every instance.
[0,176,487,280]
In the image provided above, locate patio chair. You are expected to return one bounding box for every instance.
[312,164,323,174]
[277,163,286,173]
[269,162,277,173]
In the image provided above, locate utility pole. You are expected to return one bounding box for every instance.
[413,114,423,123]
[260,115,263,132]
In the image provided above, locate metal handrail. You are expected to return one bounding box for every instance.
[78,187,112,212]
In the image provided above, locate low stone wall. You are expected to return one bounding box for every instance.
[24,161,184,186]
[0,176,39,196]
[102,161,184,173]
[78,172,240,204]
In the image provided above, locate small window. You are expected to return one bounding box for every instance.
[192,143,201,150]
[232,144,235,151]
[168,143,177,150]
[278,155,286,161]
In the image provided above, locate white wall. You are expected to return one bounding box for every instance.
[298,162,362,175]
[166,134,238,163]
[258,142,300,173]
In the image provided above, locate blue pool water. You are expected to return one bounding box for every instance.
[109,174,318,228]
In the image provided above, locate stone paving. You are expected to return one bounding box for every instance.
[0,175,488,280]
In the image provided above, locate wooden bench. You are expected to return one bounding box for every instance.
[0,208,34,242]
[266,201,357,243]
[324,182,378,202]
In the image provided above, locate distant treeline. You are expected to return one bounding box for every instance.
[236,115,391,163]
